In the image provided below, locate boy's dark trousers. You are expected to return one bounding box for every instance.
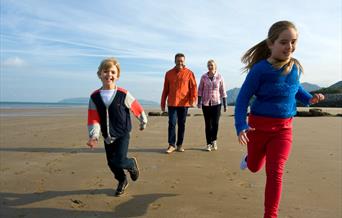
[202,104,221,145]
[104,132,135,182]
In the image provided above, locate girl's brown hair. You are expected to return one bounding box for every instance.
[241,21,303,75]
[97,57,121,78]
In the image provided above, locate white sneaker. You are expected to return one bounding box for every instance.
[212,141,218,151]
[205,144,212,152]
[240,154,248,170]
[166,146,176,154]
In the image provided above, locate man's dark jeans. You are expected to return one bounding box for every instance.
[167,106,188,147]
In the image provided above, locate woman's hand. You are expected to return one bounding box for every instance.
[238,127,255,145]
[310,93,325,104]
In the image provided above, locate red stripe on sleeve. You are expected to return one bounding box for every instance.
[130,100,143,117]
[88,109,100,125]
[117,87,127,94]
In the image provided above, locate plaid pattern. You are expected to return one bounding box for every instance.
[198,72,227,106]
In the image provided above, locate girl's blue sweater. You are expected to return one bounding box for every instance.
[234,59,312,135]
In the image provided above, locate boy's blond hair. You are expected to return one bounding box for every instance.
[97,57,121,78]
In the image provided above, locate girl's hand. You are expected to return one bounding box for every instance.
[87,138,98,150]
[238,127,255,145]
[310,93,325,104]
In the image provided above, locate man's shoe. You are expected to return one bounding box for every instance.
[115,179,128,196]
[176,145,185,152]
[128,157,139,181]
[205,144,212,152]
[212,141,218,151]
[240,154,248,170]
[166,145,176,154]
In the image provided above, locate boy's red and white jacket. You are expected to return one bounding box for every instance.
[87,87,147,143]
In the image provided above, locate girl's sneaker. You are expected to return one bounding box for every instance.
[240,154,248,170]
[205,144,212,152]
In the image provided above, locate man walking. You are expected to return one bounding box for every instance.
[161,53,197,153]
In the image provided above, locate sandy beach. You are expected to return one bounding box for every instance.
[0,107,341,218]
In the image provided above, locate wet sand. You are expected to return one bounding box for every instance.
[0,107,341,218]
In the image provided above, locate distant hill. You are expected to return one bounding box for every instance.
[58,97,159,107]
[226,88,240,105]
[226,81,341,107]
[58,98,88,104]
[301,82,321,92]
[329,81,342,90]
[310,81,342,107]
[311,81,342,94]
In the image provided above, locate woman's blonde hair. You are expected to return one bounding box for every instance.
[97,57,121,78]
[207,59,216,68]
[241,20,303,75]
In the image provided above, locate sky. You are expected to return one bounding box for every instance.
[1,0,341,102]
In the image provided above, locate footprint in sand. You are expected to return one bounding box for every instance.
[238,181,253,188]
[70,199,86,208]
[14,170,25,175]
[150,203,161,210]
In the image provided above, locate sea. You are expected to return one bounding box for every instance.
[0,101,159,117]
[0,101,87,109]
[0,102,88,117]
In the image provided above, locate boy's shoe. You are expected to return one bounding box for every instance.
[176,145,185,152]
[115,179,128,196]
[212,141,218,151]
[128,157,139,181]
[205,144,212,152]
[240,154,248,170]
[166,145,176,154]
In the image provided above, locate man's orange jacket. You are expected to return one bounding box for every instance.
[161,67,197,108]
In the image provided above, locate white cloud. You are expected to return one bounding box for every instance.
[2,57,26,67]
[0,0,341,102]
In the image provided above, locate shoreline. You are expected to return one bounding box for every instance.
[1,106,341,117]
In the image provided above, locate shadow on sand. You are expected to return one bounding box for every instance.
[0,189,177,218]
[0,147,167,154]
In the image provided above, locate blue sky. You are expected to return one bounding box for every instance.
[1,0,341,102]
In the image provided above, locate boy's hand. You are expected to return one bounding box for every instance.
[139,123,146,131]
[87,138,98,150]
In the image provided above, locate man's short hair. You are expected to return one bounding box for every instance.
[175,53,185,61]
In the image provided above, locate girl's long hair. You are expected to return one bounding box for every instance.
[241,21,303,75]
